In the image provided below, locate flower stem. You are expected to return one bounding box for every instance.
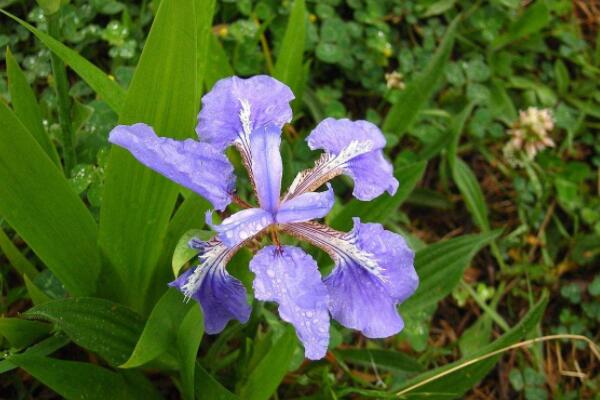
[47,10,76,175]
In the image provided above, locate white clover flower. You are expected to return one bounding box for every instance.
[385,71,406,90]
[504,107,555,166]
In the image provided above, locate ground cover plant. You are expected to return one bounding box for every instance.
[0,0,599,398]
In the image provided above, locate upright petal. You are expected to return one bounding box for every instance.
[109,123,235,211]
[249,124,283,213]
[206,208,273,248]
[290,118,398,201]
[282,220,418,338]
[169,241,250,334]
[197,75,294,150]
[276,184,334,224]
[250,246,330,360]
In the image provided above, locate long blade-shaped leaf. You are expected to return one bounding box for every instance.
[99,0,204,312]
[0,103,100,296]
[6,48,60,166]
[397,293,548,399]
[274,0,306,104]
[205,34,234,90]
[452,158,490,231]
[382,15,459,137]
[1,10,126,114]
[9,355,162,400]
[402,231,500,314]
[329,161,426,230]
[25,297,144,366]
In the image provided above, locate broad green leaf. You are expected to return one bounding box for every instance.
[205,34,234,90]
[196,363,239,400]
[452,158,490,231]
[0,318,50,349]
[1,10,126,113]
[382,15,459,137]
[25,298,144,366]
[23,274,52,305]
[492,0,551,50]
[329,161,426,231]
[335,348,424,373]
[458,315,492,357]
[0,226,38,279]
[274,0,306,103]
[121,288,191,368]
[401,231,500,315]
[239,327,297,400]
[177,306,204,400]
[172,229,212,277]
[99,0,202,313]
[0,334,70,374]
[0,103,100,296]
[9,355,160,400]
[397,293,548,399]
[195,0,217,104]
[6,48,60,166]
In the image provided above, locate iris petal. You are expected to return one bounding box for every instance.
[282,219,418,338]
[169,241,250,334]
[109,123,235,211]
[197,75,294,150]
[250,246,330,360]
[249,124,283,213]
[206,208,273,248]
[276,184,334,224]
[301,118,398,201]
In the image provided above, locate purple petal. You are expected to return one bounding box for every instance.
[250,246,330,360]
[206,208,273,248]
[307,118,386,153]
[282,220,418,339]
[197,75,294,150]
[169,242,250,334]
[347,152,399,201]
[276,184,334,224]
[306,118,397,201]
[109,123,235,211]
[249,124,283,213]
[324,219,417,337]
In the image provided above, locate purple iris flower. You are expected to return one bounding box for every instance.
[108,75,418,360]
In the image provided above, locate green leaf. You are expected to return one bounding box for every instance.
[0,102,101,296]
[239,327,297,400]
[196,363,239,400]
[6,48,60,166]
[396,293,548,399]
[121,288,191,368]
[0,334,69,374]
[335,348,424,373]
[98,0,202,313]
[23,274,52,305]
[195,0,217,104]
[274,0,306,104]
[447,103,475,167]
[452,158,490,231]
[492,0,551,50]
[25,298,144,366]
[401,231,500,315]
[329,161,426,231]
[1,10,126,113]
[382,15,459,137]
[177,306,204,400]
[9,355,160,400]
[0,318,51,349]
[205,34,234,90]
[0,226,38,279]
